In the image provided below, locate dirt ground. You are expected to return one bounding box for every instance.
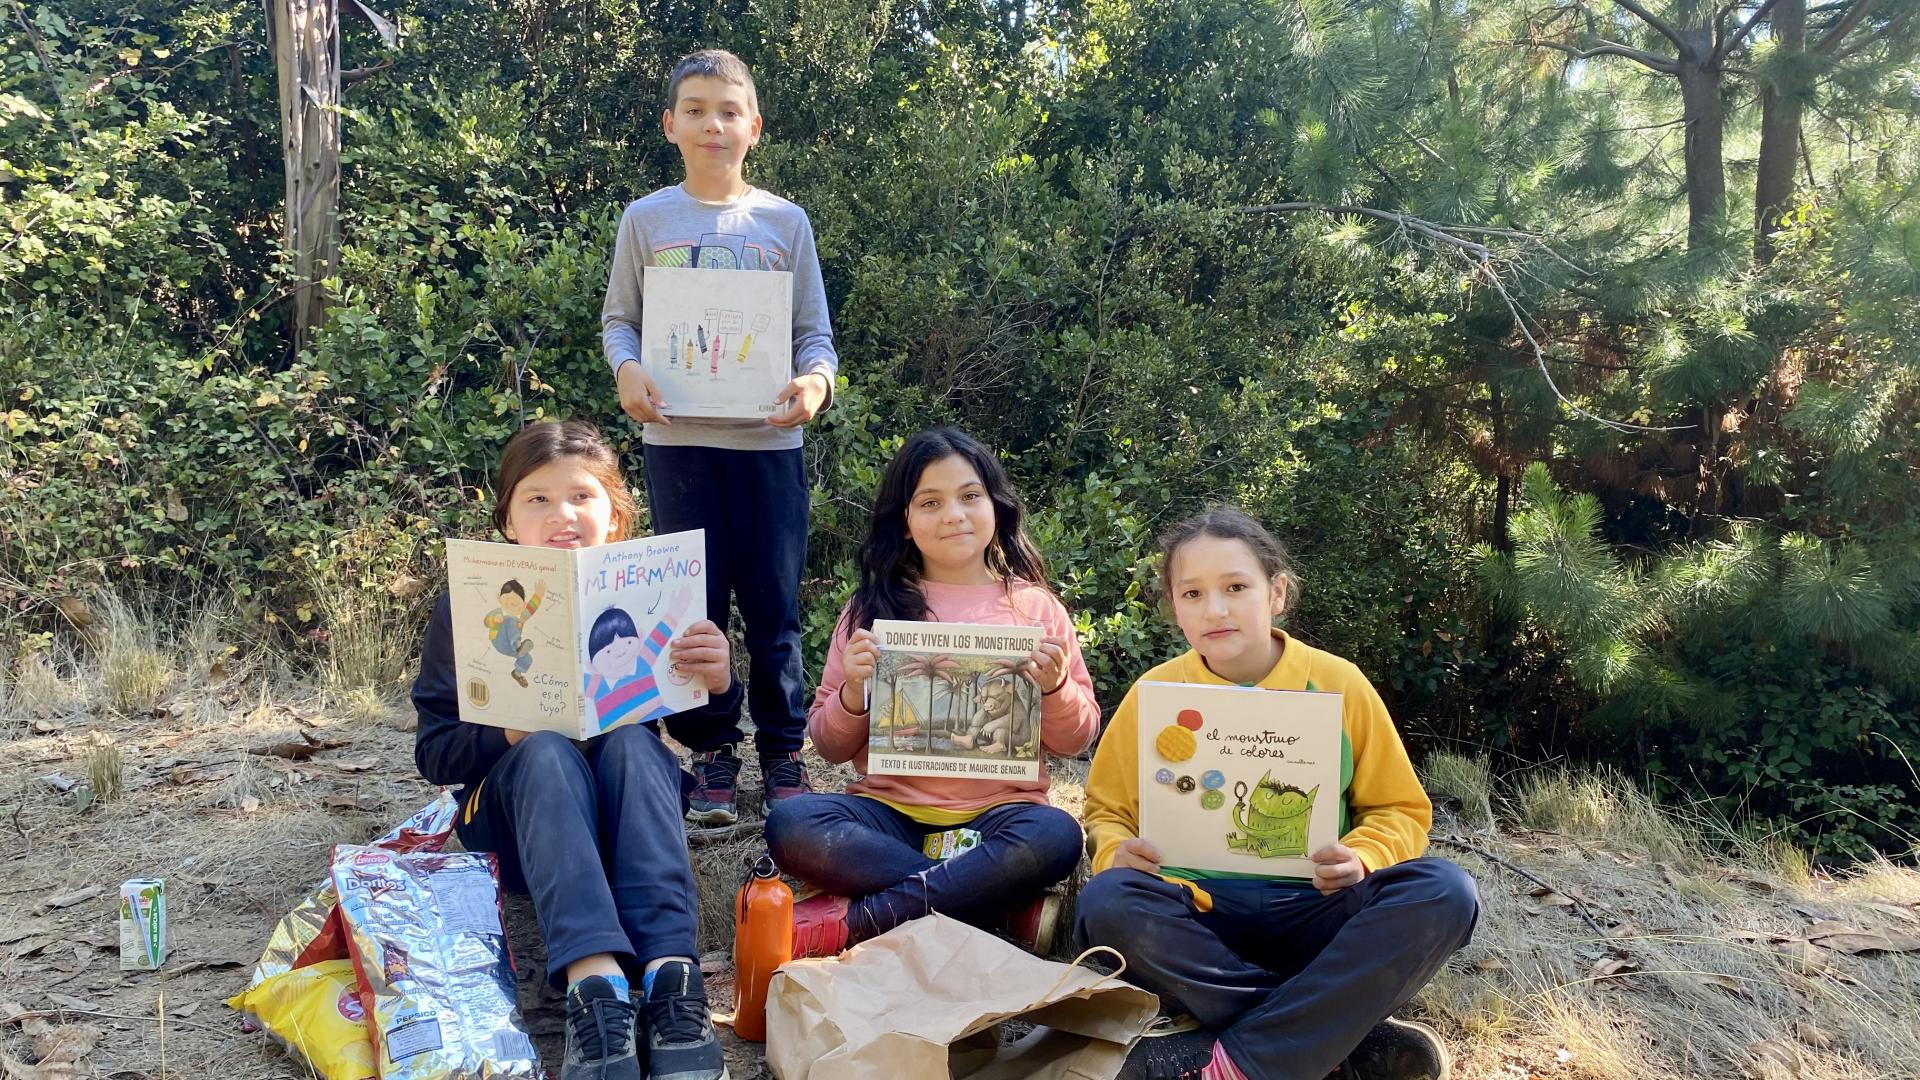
[6,690,1920,1080]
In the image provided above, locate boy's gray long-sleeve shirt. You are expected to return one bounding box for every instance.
[601,185,838,451]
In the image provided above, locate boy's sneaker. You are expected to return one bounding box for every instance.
[640,961,728,1080]
[1116,1020,1215,1080]
[562,975,643,1080]
[1339,1017,1450,1080]
[1004,893,1062,955]
[790,893,851,958]
[760,752,813,805]
[686,750,741,825]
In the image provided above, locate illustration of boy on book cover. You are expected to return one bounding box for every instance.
[484,578,548,687]
[582,585,694,732]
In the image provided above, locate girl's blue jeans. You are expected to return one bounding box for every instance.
[1074,857,1479,1080]
[765,792,1084,942]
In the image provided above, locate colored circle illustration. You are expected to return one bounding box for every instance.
[1200,789,1225,811]
[1155,724,1197,763]
[1154,768,1175,785]
[1176,709,1204,732]
[1176,775,1196,793]
[1201,770,1226,790]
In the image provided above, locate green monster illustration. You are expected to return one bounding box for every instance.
[1226,773,1319,858]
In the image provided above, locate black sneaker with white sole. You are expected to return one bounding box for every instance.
[1340,1017,1451,1080]
[641,960,728,1080]
[562,975,643,1080]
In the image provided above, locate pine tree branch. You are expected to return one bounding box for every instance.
[1714,0,1787,62]
[1832,3,1910,58]
[1508,36,1681,72]
[1814,0,1882,52]
[1609,0,1693,53]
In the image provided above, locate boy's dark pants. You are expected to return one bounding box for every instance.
[765,793,1084,940]
[641,443,807,756]
[457,726,699,988]
[1074,858,1479,1080]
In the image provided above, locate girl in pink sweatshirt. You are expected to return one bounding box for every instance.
[763,427,1101,956]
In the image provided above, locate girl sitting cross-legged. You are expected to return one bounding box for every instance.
[764,427,1100,956]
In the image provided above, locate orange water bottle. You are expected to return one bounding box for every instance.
[732,855,793,1042]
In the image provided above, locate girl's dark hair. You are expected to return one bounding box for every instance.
[493,421,637,542]
[587,607,640,659]
[1158,504,1299,611]
[845,427,1050,631]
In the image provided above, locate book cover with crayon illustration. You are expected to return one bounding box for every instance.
[1136,681,1342,879]
[445,530,707,738]
[867,620,1045,782]
[640,266,793,419]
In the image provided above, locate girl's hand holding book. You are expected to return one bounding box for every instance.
[1023,635,1071,695]
[837,627,879,714]
[1309,843,1366,895]
[669,619,733,693]
[1110,837,1163,876]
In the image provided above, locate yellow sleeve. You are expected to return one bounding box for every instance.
[1338,673,1433,873]
[1084,683,1142,876]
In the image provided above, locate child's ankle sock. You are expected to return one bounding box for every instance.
[568,972,631,1004]
[1201,1040,1249,1080]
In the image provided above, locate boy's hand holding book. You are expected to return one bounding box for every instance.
[616,360,670,426]
[765,371,831,428]
[838,627,879,715]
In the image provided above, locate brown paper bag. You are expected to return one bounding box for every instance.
[764,913,1161,1080]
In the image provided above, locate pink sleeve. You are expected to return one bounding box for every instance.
[1037,595,1101,756]
[807,608,869,764]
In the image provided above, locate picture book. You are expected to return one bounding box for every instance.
[640,266,794,419]
[867,621,1045,781]
[444,530,707,738]
[1136,681,1343,879]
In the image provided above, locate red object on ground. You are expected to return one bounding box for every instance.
[732,855,794,1042]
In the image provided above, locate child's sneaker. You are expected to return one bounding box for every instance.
[562,975,643,1080]
[759,751,813,805]
[1340,1017,1450,1080]
[686,749,742,825]
[790,892,851,958]
[1004,893,1062,955]
[640,960,728,1080]
[1116,1019,1214,1080]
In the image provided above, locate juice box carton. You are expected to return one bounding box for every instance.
[119,878,167,970]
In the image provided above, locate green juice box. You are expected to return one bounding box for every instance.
[118,878,167,970]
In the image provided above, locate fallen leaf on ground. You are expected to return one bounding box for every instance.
[1793,1021,1833,1049]
[1749,1039,1802,1076]
[1770,938,1829,975]
[248,741,329,761]
[1805,921,1920,955]
[0,1050,86,1079]
[41,888,99,911]
[1701,972,1753,999]
[1590,955,1640,979]
[30,1023,100,1064]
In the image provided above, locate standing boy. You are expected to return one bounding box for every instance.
[602,49,835,824]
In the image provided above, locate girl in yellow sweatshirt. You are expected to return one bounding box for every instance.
[1078,506,1478,1080]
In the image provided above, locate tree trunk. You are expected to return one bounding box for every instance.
[1675,31,1726,248]
[269,0,342,356]
[1754,0,1808,263]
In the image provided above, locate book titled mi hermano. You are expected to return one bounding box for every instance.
[1137,681,1343,880]
[444,530,707,739]
[867,620,1045,781]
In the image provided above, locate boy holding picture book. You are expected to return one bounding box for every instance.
[1078,506,1480,1080]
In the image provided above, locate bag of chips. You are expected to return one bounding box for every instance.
[251,793,460,988]
[330,845,539,1078]
[226,960,379,1080]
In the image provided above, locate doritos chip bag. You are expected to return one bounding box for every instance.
[251,793,460,988]
[226,959,378,1080]
[330,845,539,1078]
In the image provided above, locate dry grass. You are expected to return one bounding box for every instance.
[1424,751,1497,832]
[308,568,420,697]
[1507,766,1702,867]
[93,592,177,716]
[85,734,125,802]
